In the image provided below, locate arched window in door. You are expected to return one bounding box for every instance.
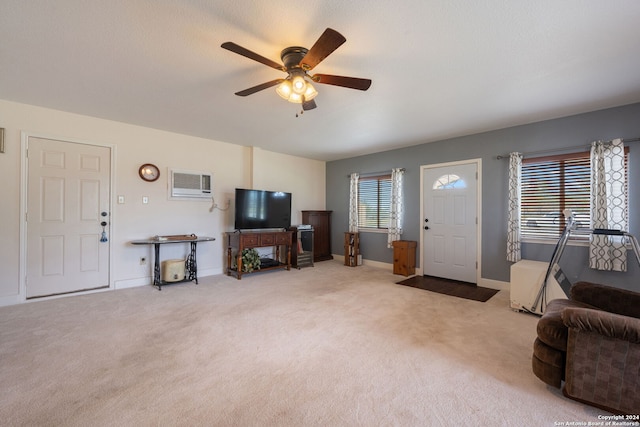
[432,174,466,190]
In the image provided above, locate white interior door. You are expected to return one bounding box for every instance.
[26,137,111,298]
[423,162,478,283]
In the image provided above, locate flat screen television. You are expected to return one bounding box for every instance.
[234,188,292,230]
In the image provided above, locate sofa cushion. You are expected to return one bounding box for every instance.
[562,307,640,344]
[537,299,595,351]
[571,281,640,319]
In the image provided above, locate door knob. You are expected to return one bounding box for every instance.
[424,218,429,222]
[424,226,430,230]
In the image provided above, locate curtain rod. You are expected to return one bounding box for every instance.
[347,168,405,177]
[496,137,640,160]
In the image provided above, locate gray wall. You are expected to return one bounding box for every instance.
[326,103,640,290]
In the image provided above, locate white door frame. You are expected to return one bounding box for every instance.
[419,158,482,283]
[19,131,116,303]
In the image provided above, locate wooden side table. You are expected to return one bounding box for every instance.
[392,240,417,276]
[225,231,293,279]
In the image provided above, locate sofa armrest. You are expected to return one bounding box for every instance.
[570,281,640,318]
[562,306,640,344]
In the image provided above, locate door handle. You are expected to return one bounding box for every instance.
[424,226,430,230]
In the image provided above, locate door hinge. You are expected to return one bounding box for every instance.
[476,261,478,269]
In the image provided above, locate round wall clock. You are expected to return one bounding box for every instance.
[138,163,160,182]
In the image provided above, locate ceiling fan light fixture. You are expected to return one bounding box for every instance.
[291,75,307,94]
[276,80,292,99]
[303,81,318,101]
[288,92,303,103]
[276,76,317,104]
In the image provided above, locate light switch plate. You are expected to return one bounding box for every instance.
[117,195,125,204]
[142,196,149,204]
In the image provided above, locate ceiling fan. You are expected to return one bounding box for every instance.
[221,28,372,111]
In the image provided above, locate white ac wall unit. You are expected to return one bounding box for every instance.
[170,169,212,199]
[510,260,568,315]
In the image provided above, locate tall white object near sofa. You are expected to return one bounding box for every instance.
[510,260,568,315]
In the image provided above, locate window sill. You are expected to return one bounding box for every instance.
[357,228,388,234]
[522,237,589,247]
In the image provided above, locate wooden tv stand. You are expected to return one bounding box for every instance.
[226,230,294,280]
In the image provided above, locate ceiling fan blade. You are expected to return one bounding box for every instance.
[221,42,285,71]
[311,74,372,91]
[234,79,284,97]
[302,99,317,111]
[299,28,346,71]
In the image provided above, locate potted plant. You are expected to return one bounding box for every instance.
[239,248,261,273]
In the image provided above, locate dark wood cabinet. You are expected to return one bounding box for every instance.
[302,210,333,262]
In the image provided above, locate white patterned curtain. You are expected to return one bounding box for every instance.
[349,173,359,232]
[590,138,627,271]
[387,168,404,248]
[506,152,522,262]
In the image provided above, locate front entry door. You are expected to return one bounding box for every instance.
[26,136,111,298]
[423,161,478,283]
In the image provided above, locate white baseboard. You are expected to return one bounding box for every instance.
[0,294,21,307]
[114,277,151,290]
[331,254,394,270]
[333,254,510,291]
[199,267,223,277]
[114,267,224,290]
[479,278,510,291]
[362,259,393,270]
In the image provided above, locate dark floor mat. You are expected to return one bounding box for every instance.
[396,275,499,302]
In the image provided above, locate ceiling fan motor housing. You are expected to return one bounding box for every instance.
[280,47,308,72]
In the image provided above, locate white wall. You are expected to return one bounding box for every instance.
[251,147,326,225]
[0,100,325,304]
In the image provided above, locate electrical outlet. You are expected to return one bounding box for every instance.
[140,257,147,265]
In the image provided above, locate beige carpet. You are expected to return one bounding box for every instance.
[0,261,605,426]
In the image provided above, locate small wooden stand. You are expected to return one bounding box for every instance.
[392,240,417,276]
[291,226,314,269]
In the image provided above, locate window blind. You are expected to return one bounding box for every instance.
[521,149,628,239]
[521,152,590,239]
[358,174,391,229]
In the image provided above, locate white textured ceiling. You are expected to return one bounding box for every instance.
[1,1,640,161]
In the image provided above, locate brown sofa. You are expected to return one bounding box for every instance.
[532,281,640,414]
